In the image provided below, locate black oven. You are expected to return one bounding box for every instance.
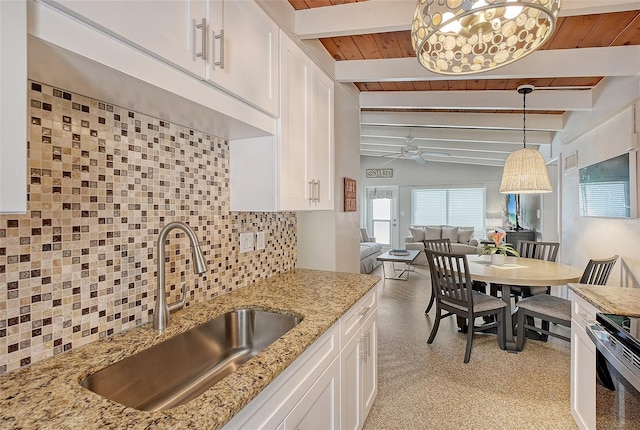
[587,313,640,428]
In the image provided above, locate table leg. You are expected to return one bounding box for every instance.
[499,284,518,352]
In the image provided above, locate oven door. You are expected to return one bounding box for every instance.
[587,322,640,428]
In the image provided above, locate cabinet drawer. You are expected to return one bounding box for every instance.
[340,287,377,345]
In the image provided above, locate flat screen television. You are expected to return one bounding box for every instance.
[578,153,631,218]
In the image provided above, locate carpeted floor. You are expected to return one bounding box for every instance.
[363,264,577,430]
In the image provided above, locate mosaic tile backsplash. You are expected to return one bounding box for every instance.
[0,82,297,374]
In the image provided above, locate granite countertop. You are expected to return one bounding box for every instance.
[0,269,380,429]
[569,283,640,316]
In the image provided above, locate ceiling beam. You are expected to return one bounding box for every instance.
[361,125,553,145]
[360,111,565,132]
[361,140,521,156]
[360,89,593,111]
[361,153,507,168]
[295,0,640,39]
[336,46,640,83]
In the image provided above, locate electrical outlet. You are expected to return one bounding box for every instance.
[257,231,265,250]
[239,232,254,253]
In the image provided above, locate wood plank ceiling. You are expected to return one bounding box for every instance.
[287,1,640,167]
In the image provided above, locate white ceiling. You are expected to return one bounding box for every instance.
[273,0,640,167]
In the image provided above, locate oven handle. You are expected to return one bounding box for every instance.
[587,323,640,392]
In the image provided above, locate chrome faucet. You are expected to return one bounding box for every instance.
[153,221,208,331]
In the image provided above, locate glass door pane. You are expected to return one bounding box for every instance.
[372,198,391,245]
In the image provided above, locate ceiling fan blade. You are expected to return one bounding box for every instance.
[411,154,427,165]
[381,157,397,166]
[421,152,451,159]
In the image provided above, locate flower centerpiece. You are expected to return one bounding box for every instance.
[481,230,519,265]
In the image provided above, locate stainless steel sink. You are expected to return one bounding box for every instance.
[81,308,301,411]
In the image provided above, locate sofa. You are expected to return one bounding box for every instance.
[404,225,480,265]
[360,228,383,274]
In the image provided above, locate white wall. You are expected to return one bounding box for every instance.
[552,76,640,287]
[360,156,509,243]
[297,82,361,273]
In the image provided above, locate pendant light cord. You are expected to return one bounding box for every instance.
[522,90,527,149]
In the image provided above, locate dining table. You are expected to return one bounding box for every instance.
[466,254,583,352]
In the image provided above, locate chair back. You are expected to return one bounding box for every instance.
[517,240,559,262]
[580,255,618,285]
[423,238,452,253]
[424,249,473,309]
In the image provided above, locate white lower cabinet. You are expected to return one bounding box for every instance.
[570,290,598,430]
[340,292,378,430]
[223,287,378,430]
[283,356,340,430]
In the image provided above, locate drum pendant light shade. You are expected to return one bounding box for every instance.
[411,0,561,75]
[500,85,553,194]
[500,147,552,193]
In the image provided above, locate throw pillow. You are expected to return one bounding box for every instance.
[441,226,459,242]
[458,227,474,244]
[408,227,425,242]
[425,226,441,240]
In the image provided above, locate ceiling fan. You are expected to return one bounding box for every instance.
[381,137,450,165]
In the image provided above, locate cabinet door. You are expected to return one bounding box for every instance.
[0,0,27,213]
[207,0,279,116]
[310,69,334,210]
[341,332,364,430]
[279,34,312,210]
[571,319,596,430]
[284,357,340,430]
[45,0,206,77]
[362,312,378,418]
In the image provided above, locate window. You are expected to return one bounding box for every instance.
[411,187,485,235]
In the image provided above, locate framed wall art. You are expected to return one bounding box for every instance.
[344,177,357,212]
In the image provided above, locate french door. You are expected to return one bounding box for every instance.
[364,186,399,249]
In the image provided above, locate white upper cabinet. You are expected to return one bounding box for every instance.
[278,32,312,210]
[207,1,279,116]
[44,0,279,117]
[229,32,334,212]
[0,0,27,213]
[311,69,335,211]
[279,32,334,211]
[44,0,206,77]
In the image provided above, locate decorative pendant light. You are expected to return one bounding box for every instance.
[500,85,553,194]
[411,0,561,75]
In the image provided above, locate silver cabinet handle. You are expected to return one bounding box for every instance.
[358,306,371,318]
[314,180,320,202]
[195,18,206,60]
[212,29,225,70]
[360,337,367,362]
[308,181,314,203]
[365,332,371,358]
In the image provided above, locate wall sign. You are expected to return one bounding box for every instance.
[366,168,393,178]
[344,177,357,212]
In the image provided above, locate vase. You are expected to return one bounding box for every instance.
[491,253,506,266]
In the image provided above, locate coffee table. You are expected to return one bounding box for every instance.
[377,250,421,280]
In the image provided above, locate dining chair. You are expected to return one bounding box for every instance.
[424,249,506,363]
[515,255,619,351]
[423,238,452,314]
[506,240,560,300]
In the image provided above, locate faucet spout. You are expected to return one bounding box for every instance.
[153,221,208,331]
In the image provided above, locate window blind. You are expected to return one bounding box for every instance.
[412,187,486,235]
[579,181,630,217]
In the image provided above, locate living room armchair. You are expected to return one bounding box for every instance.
[360,228,383,274]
